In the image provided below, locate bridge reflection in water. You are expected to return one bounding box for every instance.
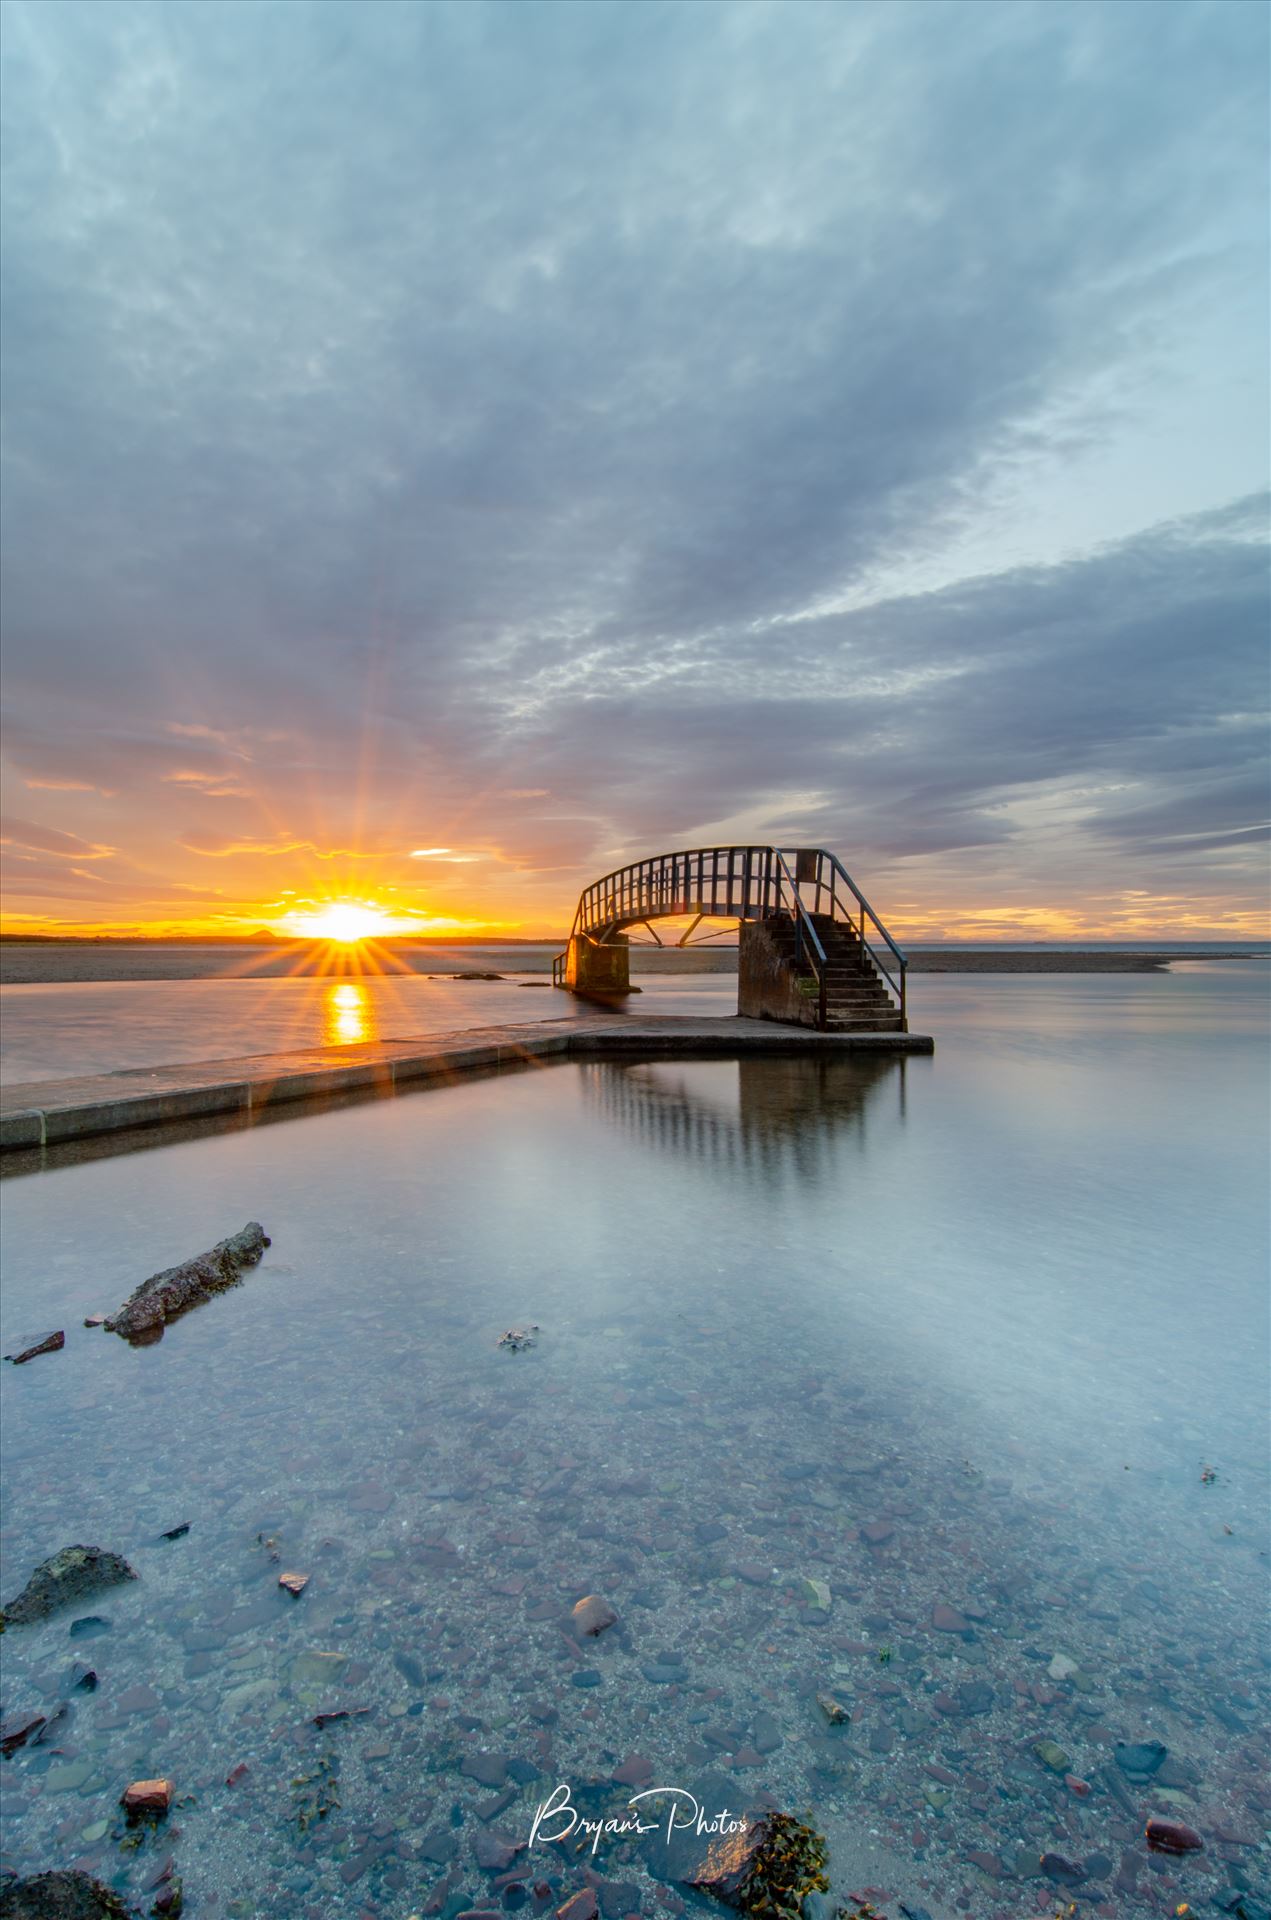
[578,1052,907,1188]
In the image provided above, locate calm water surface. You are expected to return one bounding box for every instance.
[1,949,734,1085]
[0,966,1267,1919]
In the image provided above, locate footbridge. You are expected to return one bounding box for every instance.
[553,845,909,1032]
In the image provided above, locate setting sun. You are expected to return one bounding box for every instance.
[285,902,395,943]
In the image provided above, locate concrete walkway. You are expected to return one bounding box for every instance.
[0,1016,933,1153]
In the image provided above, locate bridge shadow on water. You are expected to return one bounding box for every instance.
[577,1051,908,1187]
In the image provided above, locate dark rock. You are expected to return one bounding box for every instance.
[104,1222,270,1342]
[751,1712,781,1754]
[157,1524,190,1543]
[613,1756,654,1787]
[0,1872,138,1918]
[32,1703,70,1744]
[955,1681,994,1715]
[71,1664,98,1692]
[1145,1818,1203,1856]
[4,1332,65,1365]
[463,1754,509,1787]
[69,1615,111,1639]
[1100,1762,1137,1815]
[1040,1853,1086,1885]
[417,1830,460,1865]
[931,1603,968,1632]
[1114,1738,1167,1778]
[475,1833,524,1872]
[0,1711,46,1756]
[1,1546,137,1628]
[571,1670,603,1689]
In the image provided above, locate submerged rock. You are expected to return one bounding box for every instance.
[4,1332,65,1365]
[1,1546,137,1630]
[498,1326,539,1353]
[571,1595,618,1637]
[122,1779,173,1817]
[0,1872,138,1919]
[671,1807,830,1914]
[104,1222,271,1343]
[1146,1818,1203,1856]
[1115,1738,1168,1778]
[0,1710,46,1756]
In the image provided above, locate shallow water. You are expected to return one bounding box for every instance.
[1,967,1268,1920]
[0,971,735,1086]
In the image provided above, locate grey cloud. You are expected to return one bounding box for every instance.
[0,0,1266,922]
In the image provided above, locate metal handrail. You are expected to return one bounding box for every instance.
[801,848,908,1029]
[553,843,906,1031]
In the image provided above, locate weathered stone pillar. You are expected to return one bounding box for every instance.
[738,919,818,1026]
[565,933,632,997]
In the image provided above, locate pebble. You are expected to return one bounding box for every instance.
[1146,1817,1204,1855]
[1115,1738,1167,1777]
[1033,1739,1070,1773]
[570,1595,617,1637]
[931,1603,968,1632]
[557,1892,598,1920]
[571,1670,603,1689]
[122,1777,173,1814]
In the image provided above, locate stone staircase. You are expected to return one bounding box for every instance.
[764,911,905,1031]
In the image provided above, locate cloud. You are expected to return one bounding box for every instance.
[0,0,1265,930]
[1,815,114,858]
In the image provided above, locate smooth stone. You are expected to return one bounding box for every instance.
[44,1761,93,1792]
[571,1595,618,1637]
[1115,1739,1167,1777]
[1034,1739,1070,1773]
[571,1670,603,1689]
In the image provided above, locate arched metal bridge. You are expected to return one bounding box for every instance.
[553,844,908,1032]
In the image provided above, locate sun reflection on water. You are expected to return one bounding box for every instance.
[322,981,377,1047]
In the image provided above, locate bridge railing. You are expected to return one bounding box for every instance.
[569,845,807,939]
[786,848,908,1029]
[554,844,906,1029]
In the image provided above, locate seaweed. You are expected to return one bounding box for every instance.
[290,1748,340,1833]
[735,1812,829,1920]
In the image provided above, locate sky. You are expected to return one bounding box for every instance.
[1,0,1267,941]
